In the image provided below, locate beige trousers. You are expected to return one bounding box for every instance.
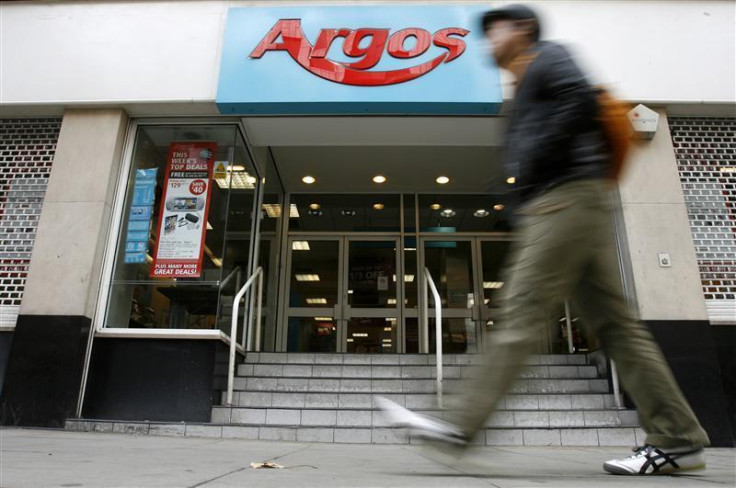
[450,179,710,449]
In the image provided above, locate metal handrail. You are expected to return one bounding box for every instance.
[423,267,444,408]
[219,266,241,291]
[226,266,263,406]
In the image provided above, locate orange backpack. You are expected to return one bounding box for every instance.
[594,87,633,180]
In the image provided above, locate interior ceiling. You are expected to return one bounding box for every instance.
[269,145,505,193]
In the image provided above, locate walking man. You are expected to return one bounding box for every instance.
[378,4,710,476]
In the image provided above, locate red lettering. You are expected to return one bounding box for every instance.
[342,28,389,70]
[249,19,470,86]
[387,28,431,59]
[432,28,470,62]
[250,19,303,58]
[311,28,351,58]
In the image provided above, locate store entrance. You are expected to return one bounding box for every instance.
[284,236,400,353]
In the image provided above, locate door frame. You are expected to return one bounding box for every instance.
[280,234,402,353]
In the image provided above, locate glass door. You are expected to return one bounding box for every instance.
[343,237,400,353]
[284,237,342,352]
[283,236,400,353]
[419,237,479,353]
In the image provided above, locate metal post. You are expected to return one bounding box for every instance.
[255,270,264,352]
[425,268,443,408]
[611,360,623,409]
[226,268,261,406]
[564,300,574,354]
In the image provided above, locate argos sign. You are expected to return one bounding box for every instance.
[217,6,502,115]
[250,20,469,86]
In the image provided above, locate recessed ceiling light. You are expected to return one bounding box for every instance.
[473,209,489,218]
[309,203,321,210]
[440,209,456,218]
[308,209,323,217]
[295,274,320,282]
[292,241,311,251]
[302,175,316,184]
[228,165,246,172]
[430,203,441,210]
[506,177,516,184]
[372,175,387,184]
[494,204,505,211]
[373,203,384,210]
[436,176,450,184]
[341,209,357,217]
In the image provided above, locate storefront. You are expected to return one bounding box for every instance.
[0,1,734,445]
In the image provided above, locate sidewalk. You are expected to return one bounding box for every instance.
[0,428,733,488]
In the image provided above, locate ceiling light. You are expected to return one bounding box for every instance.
[306,298,328,304]
[720,167,736,173]
[440,209,456,218]
[341,209,357,217]
[346,338,354,343]
[353,332,368,337]
[474,209,489,218]
[308,209,323,217]
[302,175,316,184]
[494,204,505,211]
[295,274,320,282]
[384,327,392,332]
[483,281,504,289]
[382,339,392,343]
[372,175,387,184]
[262,204,282,218]
[292,241,311,251]
[430,203,441,210]
[387,298,397,305]
[506,177,516,184]
[373,203,384,210]
[309,203,321,210]
[289,204,300,218]
[347,289,354,294]
[436,176,450,184]
[216,170,256,190]
[393,274,415,282]
[404,247,416,251]
[228,164,246,172]
[314,317,333,321]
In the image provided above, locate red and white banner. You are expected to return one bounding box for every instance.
[150,142,216,278]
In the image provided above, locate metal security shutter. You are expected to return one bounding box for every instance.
[0,118,61,327]
[670,117,736,323]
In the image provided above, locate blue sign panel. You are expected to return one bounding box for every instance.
[124,168,157,264]
[216,5,501,115]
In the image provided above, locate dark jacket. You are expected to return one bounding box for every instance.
[504,41,609,206]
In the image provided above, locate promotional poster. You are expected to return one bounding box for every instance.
[150,142,216,278]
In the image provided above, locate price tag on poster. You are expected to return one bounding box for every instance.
[150,142,217,278]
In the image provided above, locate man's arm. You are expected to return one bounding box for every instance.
[525,44,598,170]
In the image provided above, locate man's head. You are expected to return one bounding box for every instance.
[482,4,540,68]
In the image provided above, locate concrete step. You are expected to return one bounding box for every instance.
[226,377,610,395]
[235,363,599,380]
[242,352,589,366]
[225,392,622,410]
[65,419,645,447]
[210,406,639,429]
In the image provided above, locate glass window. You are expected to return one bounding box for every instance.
[289,194,400,232]
[289,240,339,308]
[105,124,259,334]
[418,195,511,232]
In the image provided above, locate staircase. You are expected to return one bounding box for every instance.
[207,352,642,446]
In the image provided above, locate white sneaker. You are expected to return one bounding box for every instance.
[603,444,706,475]
[375,396,469,446]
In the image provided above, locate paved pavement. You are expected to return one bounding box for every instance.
[0,428,734,488]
